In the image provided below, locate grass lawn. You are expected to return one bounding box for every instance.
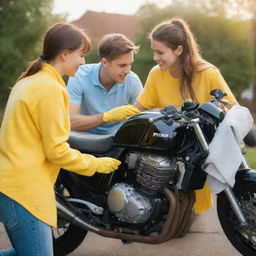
[246,146,256,169]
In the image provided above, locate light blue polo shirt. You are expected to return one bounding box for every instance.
[67,63,143,135]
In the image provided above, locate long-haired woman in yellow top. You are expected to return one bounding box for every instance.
[134,17,237,215]
[0,23,120,256]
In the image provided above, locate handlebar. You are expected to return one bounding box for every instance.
[151,89,229,126]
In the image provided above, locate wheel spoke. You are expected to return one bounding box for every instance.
[233,192,256,249]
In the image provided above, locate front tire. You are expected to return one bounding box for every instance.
[217,182,256,256]
[53,223,87,256]
[53,177,88,256]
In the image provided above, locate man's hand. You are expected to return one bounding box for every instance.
[103,105,141,123]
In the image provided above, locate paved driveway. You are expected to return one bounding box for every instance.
[0,198,242,256]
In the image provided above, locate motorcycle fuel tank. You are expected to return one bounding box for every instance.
[113,109,183,151]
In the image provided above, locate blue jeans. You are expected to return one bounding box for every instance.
[0,193,53,256]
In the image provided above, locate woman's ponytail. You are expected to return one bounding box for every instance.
[17,57,44,81]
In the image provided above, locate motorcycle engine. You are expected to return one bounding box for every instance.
[107,152,179,224]
[107,183,152,224]
[136,152,179,196]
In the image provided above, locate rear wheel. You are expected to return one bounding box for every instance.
[217,182,256,256]
[53,180,88,256]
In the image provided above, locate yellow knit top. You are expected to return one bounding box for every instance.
[0,64,99,227]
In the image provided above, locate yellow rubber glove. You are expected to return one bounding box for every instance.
[77,155,121,177]
[95,157,121,174]
[103,105,141,123]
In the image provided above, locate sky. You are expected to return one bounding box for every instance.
[52,0,171,21]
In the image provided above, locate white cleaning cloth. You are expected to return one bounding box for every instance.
[203,105,253,194]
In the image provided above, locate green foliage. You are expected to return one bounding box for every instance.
[85,42,100,64]
[0,0,64,107]
[246,147,256,169]
[193,16,255,98]
[133,1,255,97]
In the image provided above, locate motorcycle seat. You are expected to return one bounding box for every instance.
[68,131,114,153]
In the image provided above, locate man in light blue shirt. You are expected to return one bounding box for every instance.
[67,33,143,135]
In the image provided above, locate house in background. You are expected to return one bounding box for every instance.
[73,10,139,41]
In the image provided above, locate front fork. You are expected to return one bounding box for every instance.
[192,122,248,226]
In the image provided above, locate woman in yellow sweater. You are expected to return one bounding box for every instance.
[0,23,120,256]
[134,17,237,215]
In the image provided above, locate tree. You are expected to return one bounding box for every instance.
[0,0,64,106]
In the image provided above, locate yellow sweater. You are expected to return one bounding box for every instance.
[138,65,237,109]
[0,64,98,227]
[138,65,237,214]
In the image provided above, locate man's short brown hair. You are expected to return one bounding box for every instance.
[99,33,139,60]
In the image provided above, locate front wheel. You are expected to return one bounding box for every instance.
[217,182,256,256]
[53,223,87,256]
[53,178,88,256]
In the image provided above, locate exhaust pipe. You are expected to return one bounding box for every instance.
[56,189,194,244]
[56,194,100,233]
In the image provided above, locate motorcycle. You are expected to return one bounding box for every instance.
[53,89,256,256]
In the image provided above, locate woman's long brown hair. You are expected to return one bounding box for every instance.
[150,17,212,101]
